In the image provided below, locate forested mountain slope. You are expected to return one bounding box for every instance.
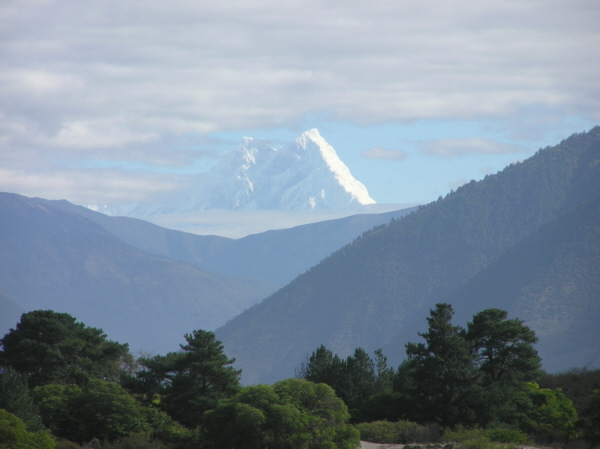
[216,127,600,384]
[423,195,600,372]
[0,193,274,354]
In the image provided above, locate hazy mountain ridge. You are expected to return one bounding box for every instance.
[0,193,275,354]
[37,197,415,286]
[215,126,600,384]
[0,193,414,353]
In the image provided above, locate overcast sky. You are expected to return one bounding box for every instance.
[1,0,599,218]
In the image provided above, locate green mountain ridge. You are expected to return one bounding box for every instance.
[215,126,600,384]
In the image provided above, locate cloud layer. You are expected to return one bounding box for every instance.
[1,0,598,205]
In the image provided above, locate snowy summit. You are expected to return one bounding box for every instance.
[109,129,376,219]
[184,129,376,211]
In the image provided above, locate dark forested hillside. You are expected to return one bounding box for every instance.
[422,195,600,372]
[216,127,600,384]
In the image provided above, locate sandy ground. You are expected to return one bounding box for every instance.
[361,442,404,449]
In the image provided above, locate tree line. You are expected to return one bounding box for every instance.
[0,306,599,448]
[297,304,600,445]
[0,310,358,448]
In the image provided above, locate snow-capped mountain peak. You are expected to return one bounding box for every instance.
[113,129,376,215]
[295,129,375,206]
[187,129,375,211]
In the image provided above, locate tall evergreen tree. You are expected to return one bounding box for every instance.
[130,329,241,428]
[467,308,540,384]
[298,344,344,389]
[340,348,377,415]
[465,308,542,427]
[404,303,481,426]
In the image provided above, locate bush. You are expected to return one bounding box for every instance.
[522,382,578,443]
[356,420,441,444]
[443,426,494,449]
[486,428,529,444]
[33,380,149,443]
[203,379,360,449]
[0,408,55,449]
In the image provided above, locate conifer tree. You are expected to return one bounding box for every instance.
[404,303,481,426]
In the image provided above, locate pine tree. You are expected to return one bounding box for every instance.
[404,303,481,426]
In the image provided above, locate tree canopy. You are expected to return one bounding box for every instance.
[404,303,481,427]
[127,329,241,428]
[33,379,148,443]
[0,310,130,387]
[298,345,393,420]
[203,378,360,449]
[467,308,540,384]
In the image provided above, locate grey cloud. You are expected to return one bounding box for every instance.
[1,0,598,203]
[0,166,188,204]
[3,0,598,136]
[420,138,523,157]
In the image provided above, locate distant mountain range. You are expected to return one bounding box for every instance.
[2,127,598,385]
[0,193,413,354]
[113,129,375,218]
[214,126,600,384]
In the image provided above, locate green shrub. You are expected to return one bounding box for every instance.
[356,420,397,443]
[0,408,55,449]
[443,425,479,441]
[522,382,578,443]
[486,427,529,444]
[356,420,441,444]
[461,436,494,449]
[443,426,492,447]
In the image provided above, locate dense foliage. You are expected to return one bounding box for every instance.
[0,409,54,449]
[203,379,360,449]
[1,304,598,448]
[0,310,129,387]
[299,303,598,446]
[403,303,482,427]
[124,329,241,428]
[297,346,393,420]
